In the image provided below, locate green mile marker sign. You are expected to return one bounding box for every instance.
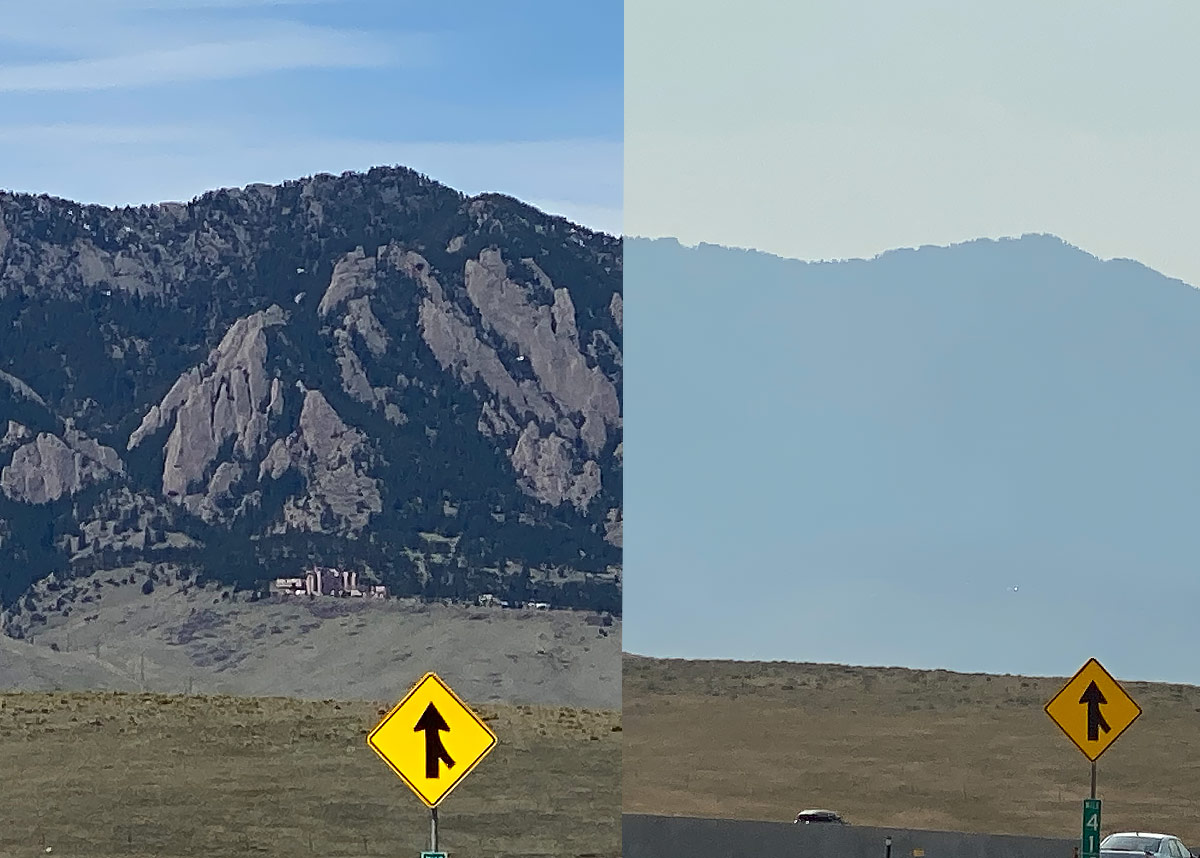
[1082,798,1101,858]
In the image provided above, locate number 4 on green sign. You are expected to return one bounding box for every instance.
[1082,799,1102,858]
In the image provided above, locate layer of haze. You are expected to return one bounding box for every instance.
[626,1,1200,287]
[624,235,1200,684]
[0,0,621,234]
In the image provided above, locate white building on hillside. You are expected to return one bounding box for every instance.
[272,567,388,599]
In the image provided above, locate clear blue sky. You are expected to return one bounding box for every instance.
[0,0,621,234]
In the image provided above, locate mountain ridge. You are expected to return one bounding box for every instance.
[627,232,1196,290]
[624,231,1200,681]
[0,165,622,628]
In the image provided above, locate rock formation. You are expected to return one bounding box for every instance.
[1,429,123,504]
[0,166,621,613]
[259,389,382,535]
[128,306,287,514]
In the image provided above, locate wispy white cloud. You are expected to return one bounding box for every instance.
[0,0,424,91]
[0,25,415,92]
[0,123,198,145]
[0,1,352,50]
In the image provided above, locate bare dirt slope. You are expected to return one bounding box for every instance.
[0,690,620,858]
[0,570,620,709]
[624,655,1200,844]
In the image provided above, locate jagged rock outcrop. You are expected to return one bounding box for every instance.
[126,304,384,534]
[319,249,403,424]
[1,421,33,453]
[259,389,381,535]
[314,242,621,516]
[511,422,602,511]
[401,245,619,513]
[128,306,287,509]
[0,370,48,408]
[416,256,559,425]
[604,507,622,548]
[317,247,377,317]
[464,249,620,454]
[1,428,123,504]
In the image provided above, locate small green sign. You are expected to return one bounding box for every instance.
[1082,798,1102,858]
[421,853,447,858]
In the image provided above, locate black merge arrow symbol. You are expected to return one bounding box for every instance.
[1079,681,1111,742]
[415,702,455,778]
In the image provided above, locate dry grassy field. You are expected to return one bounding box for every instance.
[623,656,1200,843]
[2,569,620,710]
[0,690,620,858]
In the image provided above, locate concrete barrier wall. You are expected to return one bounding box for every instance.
[622,813,1077,858]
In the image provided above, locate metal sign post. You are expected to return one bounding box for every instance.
[420,808,445,858]
[1045,657,1143,858]
[368,672,497,858]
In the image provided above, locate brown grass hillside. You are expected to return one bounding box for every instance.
[623,655,1200,843]
[1,569,620,710]
[0,691,620,858]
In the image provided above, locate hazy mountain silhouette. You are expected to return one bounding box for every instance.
[625,233,1200,681]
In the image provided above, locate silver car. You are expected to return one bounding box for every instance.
[1101,832,1195,858]
[793,809,848,825]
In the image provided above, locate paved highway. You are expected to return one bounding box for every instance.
[623,813,1076,858]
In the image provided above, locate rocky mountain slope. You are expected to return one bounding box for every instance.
[0,167,621,627]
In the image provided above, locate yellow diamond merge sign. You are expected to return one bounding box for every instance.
[1045,658,1141,762]
[367,671,498,807]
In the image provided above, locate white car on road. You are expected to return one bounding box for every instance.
[793,809,848,825]
[1101,832,1195,858]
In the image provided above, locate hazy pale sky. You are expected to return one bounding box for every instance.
[0,0,621,234]
[626,1,1200,285]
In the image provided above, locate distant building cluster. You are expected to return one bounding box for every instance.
[477,593,550,610]
[267,573,562,609]
[271,567,388,599]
